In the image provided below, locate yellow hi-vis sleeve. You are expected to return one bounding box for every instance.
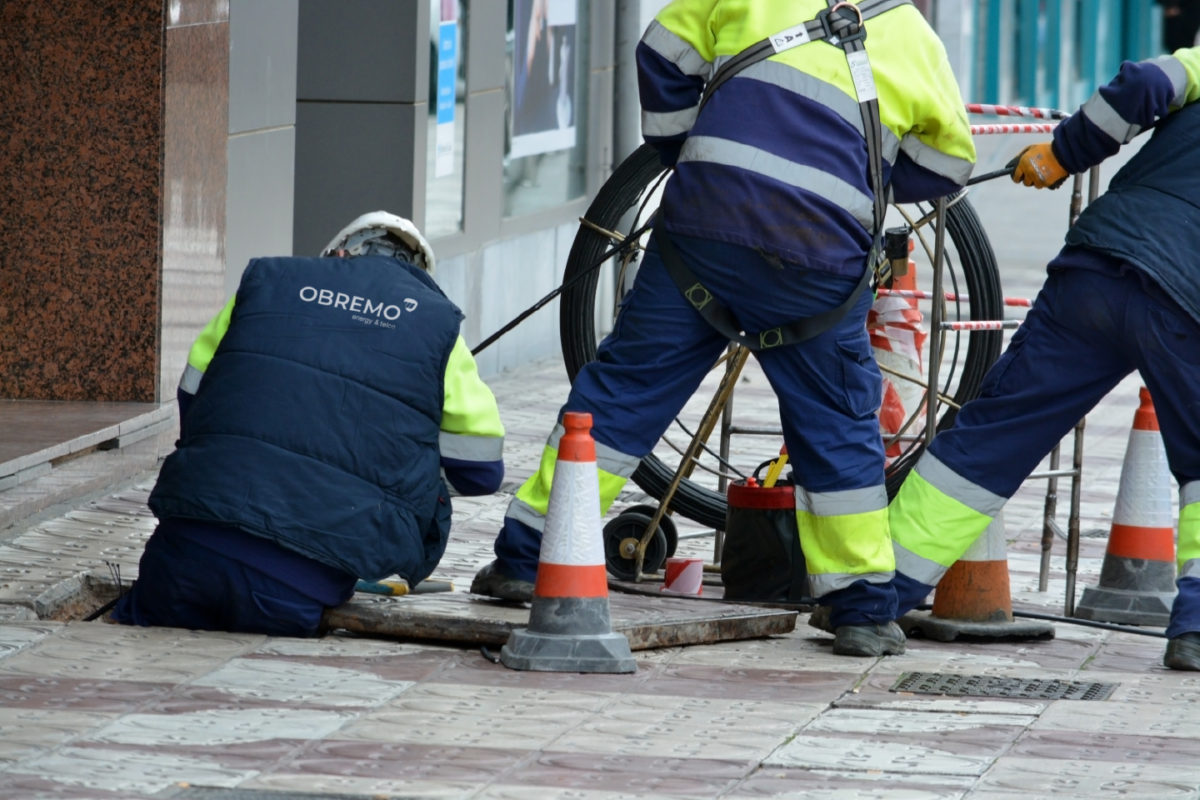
[1172,46,1200,106]
[187,297,236,374]
[441,336,504,439]
[654,0,721,65]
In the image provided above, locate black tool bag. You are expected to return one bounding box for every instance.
[721,478,810,603]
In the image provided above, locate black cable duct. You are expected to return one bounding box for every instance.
[561,145,1004,529]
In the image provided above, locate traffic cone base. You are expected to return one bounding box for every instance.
[900,512,1055,642]
[499,412,636,674]
[1076,388,1176,627]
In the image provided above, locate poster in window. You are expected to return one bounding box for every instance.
[435,0,458,177]
[510,0,577,159]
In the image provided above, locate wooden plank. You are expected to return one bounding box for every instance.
[322,592,796,650]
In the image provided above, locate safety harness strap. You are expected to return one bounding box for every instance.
[660,0,905,351]
[657,219,872,351]
[699,0,910,118]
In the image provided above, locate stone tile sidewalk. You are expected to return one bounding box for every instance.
[0,345,1196,798]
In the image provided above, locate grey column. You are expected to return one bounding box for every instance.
[227,0,299,297]
[293,0,429,258]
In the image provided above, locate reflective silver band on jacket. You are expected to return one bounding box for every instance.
[641,20,712,79]
[678,135,876,230]
[642,106,700,138]
[179,364,204,395]
[1081,91,1141,144]
[439,431,504,463]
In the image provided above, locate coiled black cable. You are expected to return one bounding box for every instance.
[561,145,1004,528]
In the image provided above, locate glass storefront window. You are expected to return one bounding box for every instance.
[425,0,468,239]
[503,0,590,218]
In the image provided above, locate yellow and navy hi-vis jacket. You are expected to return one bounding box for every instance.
[637,0,976,276]
[179,272,505,498]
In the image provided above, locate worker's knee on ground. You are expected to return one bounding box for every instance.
[247,591,325,637]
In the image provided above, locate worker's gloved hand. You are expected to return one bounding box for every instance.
[1007,142,1069,190]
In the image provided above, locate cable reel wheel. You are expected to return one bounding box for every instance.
[603,511,670,581]
[562,144,1004,530]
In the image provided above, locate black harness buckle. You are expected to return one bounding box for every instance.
[759,328,785,349]
[816,5,867,45]
[685,283,714,310]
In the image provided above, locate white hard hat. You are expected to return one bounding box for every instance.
[320,211,436,274]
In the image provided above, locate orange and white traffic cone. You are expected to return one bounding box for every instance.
[1076,387,1176,626]
[871,252,926,461]
[904,511,1055,641]
[500,412,637,673]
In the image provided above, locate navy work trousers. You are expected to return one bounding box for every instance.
[895,260,1200,636]
[112,521,353,637]
[494,231,896,625]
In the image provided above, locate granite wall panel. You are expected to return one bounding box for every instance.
[0,1,165,401]
[0,1,229,402]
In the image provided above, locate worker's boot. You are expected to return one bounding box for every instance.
[833,622,907,657]
[470,561,534,603]
[1164,632,1200,671]
[807,605,834,634]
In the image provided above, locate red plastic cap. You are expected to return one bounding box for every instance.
[1133,387,1159,432]
[558,412,596,462]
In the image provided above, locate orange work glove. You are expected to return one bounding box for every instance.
[1007,142,1069,189]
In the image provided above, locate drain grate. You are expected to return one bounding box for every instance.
[890,672,1118,701]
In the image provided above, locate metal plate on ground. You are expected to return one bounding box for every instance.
[322,592,796,650]
[891,672,1117,701]
[165,788,410,800]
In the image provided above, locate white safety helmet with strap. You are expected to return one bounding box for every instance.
[320,211,437,274]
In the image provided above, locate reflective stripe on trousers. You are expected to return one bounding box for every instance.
[797,484,895,597]
[888,451,1004,586]
[1179,480,1200,575]
[503,423,640,533]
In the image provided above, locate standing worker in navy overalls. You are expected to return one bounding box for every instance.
[473,0,976,658]
[886,47,1200,670]
[114,213,506,636]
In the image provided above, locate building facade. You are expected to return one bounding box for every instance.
[0,0,1170,404]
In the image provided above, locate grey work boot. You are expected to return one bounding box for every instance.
[807,606,834,634]
[471,561,534,602]
[833,622,907,657]
[1164,632,1200,671]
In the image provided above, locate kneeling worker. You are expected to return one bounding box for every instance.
[885,48,1200,669]
[113,212,504,636]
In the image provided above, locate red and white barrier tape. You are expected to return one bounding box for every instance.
[965,103,1069,121]
[939,320,1023,331]
[970,123,1058,136]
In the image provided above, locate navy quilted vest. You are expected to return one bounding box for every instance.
[150,256,463,582]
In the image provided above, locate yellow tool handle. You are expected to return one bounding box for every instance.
[763,453,789,488]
